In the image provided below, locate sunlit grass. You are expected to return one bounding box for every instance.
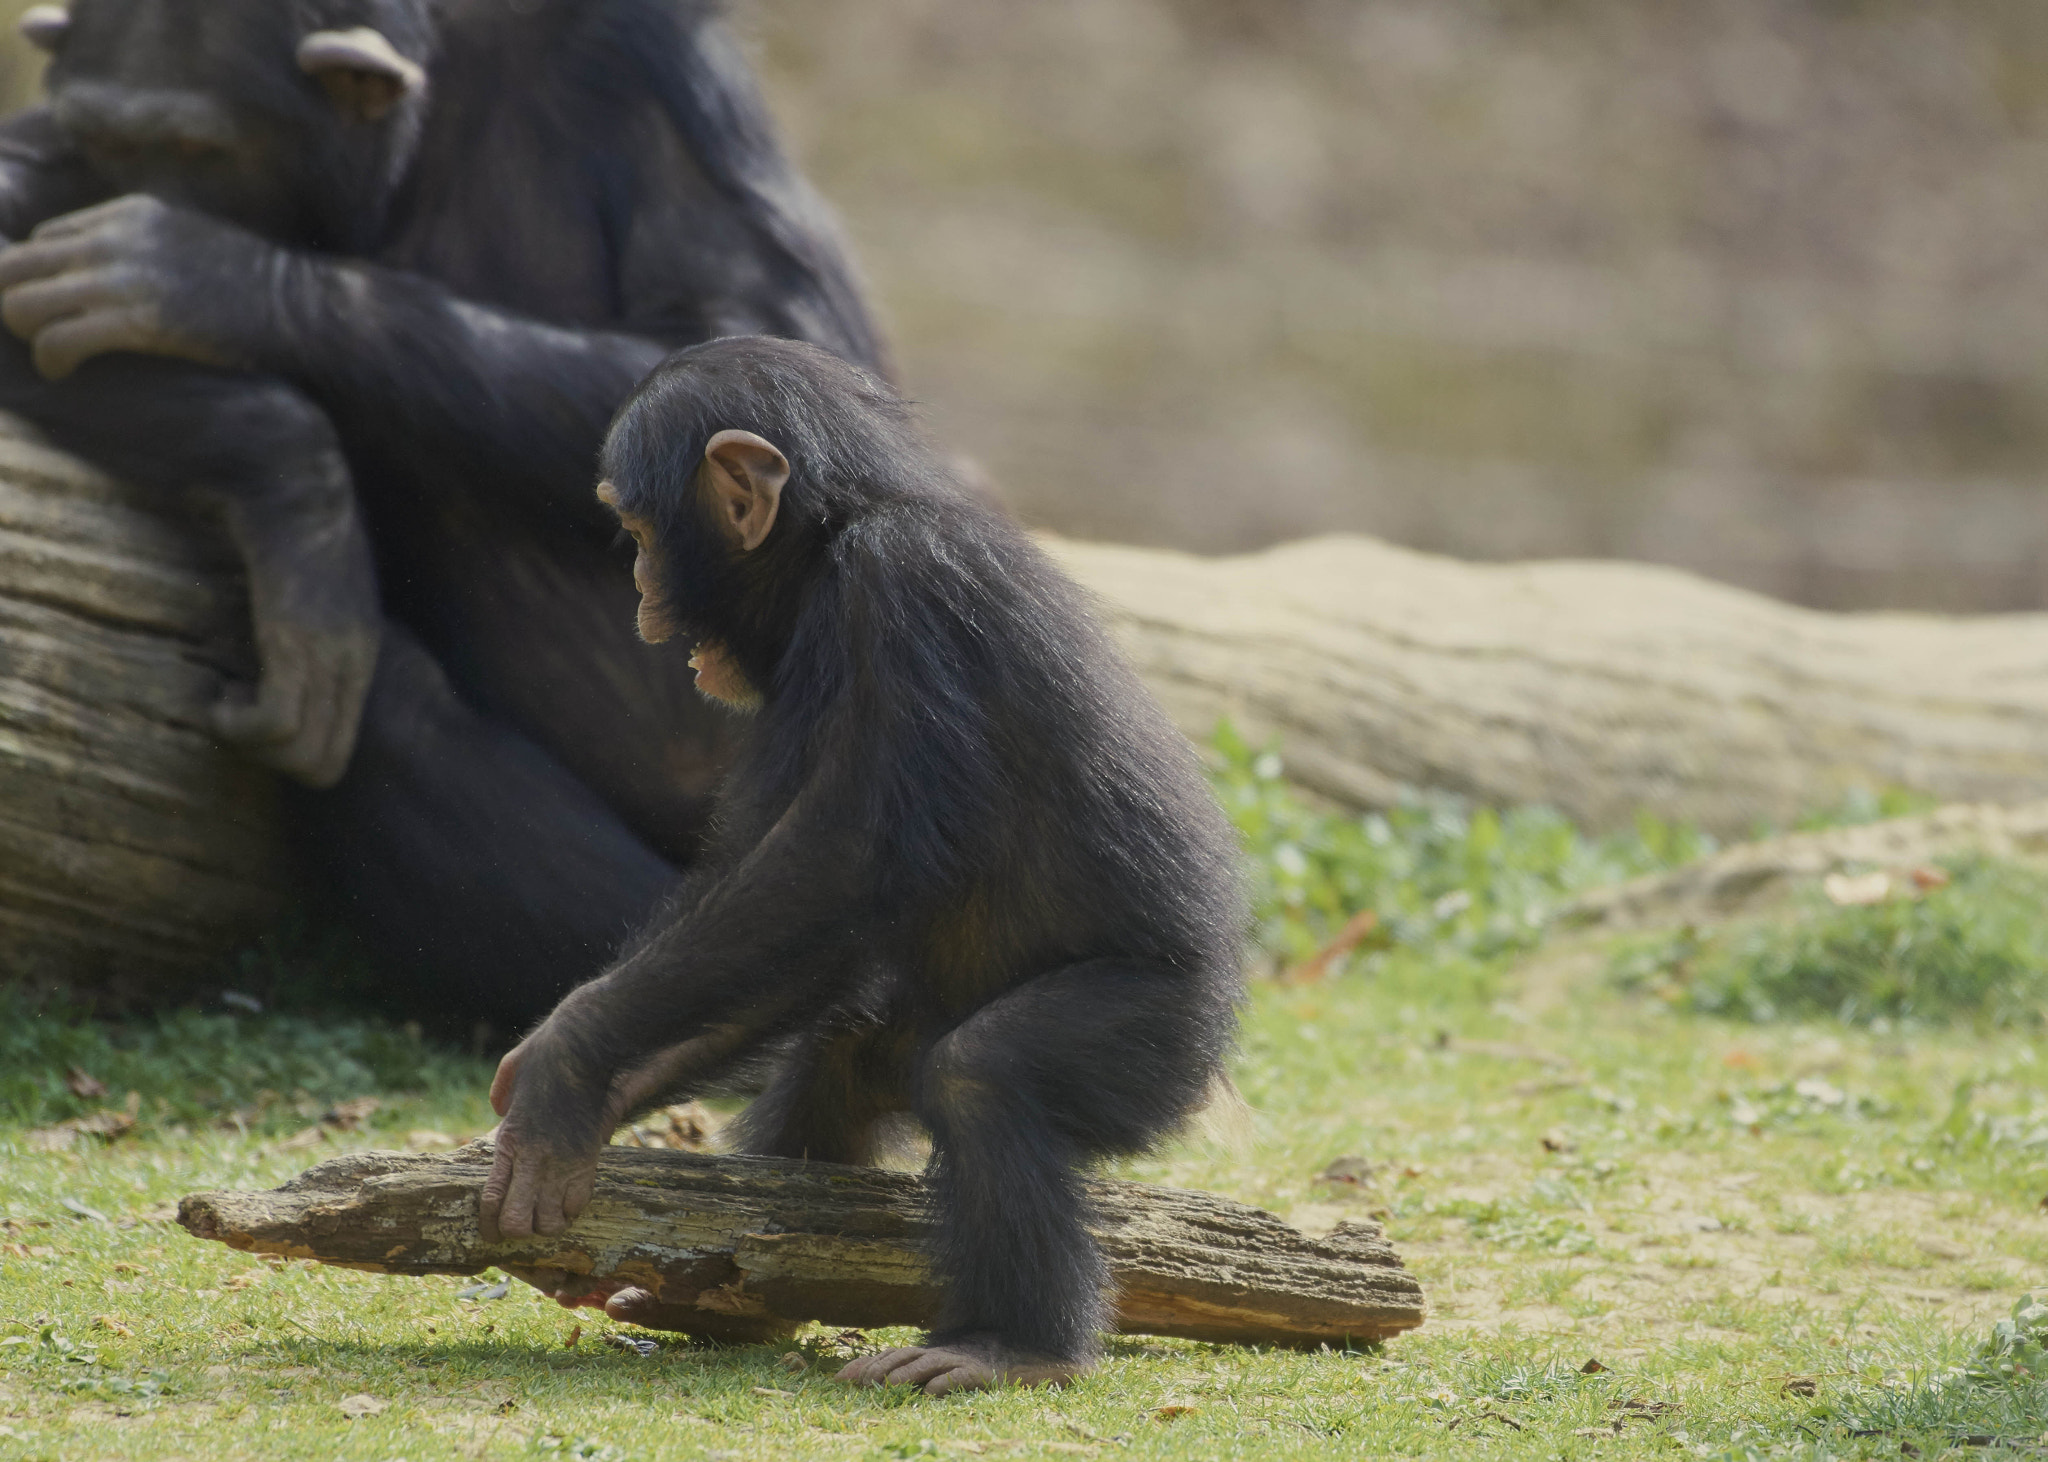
[4,753,2048,1457]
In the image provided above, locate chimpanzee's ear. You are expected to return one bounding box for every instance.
[699,429,790,553]
[296,27,427,124]
[18,6,69,53]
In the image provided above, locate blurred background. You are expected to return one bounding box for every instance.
[5,0,2048,610]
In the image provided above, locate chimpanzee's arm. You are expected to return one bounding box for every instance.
[479,783,876,1241]
[0,107,110,241]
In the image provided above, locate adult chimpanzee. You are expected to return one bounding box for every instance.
[478,336,1246,1393]
[0,0,887,1023]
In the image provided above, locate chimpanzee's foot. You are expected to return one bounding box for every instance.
[504,1272,796,1341]
[834,1333,1088,1395]
[501,1266,623,1309]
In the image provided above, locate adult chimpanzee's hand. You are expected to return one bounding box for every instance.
[207,474,382,789]
[0,195,276,378]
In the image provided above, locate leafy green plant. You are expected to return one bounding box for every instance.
[1614,855,2048,1026]
[1965,1292,2048,1386]
[1209,722,1712,972]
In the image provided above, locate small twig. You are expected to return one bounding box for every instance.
[1433,1033,1577,1069]
[1279,911,1379,986]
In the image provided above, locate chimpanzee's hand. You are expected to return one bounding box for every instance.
[204,468,381,789]
[479,1032,614,1244]
[483,1030,716,1243]
[0,194,279,379]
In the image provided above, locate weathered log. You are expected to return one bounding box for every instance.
[1565,796,2048,932]
[1047,534,2048,837]
[0,412,279,997]
[24,389,2048,996]
[178,1141,1425,1348]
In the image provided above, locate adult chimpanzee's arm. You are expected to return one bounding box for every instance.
[0,194,672,516]
[0,107,109,241]
[479,783,877,1242]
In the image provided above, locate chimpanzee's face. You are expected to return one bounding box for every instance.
[30,0,433,246]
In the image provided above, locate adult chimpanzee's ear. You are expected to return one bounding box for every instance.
[18,6,68,52]
[296,27,428,124]
[699,430,790,553]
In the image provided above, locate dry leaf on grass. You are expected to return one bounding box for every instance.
[64,1068,106,1100]
[1316,1156,1377,1188]
[29,1093,142,1152]
[324,1097,381,1130]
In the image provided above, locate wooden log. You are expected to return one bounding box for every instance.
[177,1141,1425,1348]
[0,412,280,998]
[1565,796,2048,932]
[1047,533,2048,837]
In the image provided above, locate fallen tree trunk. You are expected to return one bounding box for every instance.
[19,380,2048,995]
[1047,534,2048,837]
[178,1142,1424,1348]
[1565,796,2048,931]
[0,413,279,998]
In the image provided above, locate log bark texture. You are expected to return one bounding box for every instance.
[1047,534,2048,837]
[178,1142,1425,1348]
[0,412,279,995]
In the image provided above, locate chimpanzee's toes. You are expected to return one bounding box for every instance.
[835,1348,922,1386]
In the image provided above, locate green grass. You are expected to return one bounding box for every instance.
[5,749,2048,1459]
[1612,854,2048,1027]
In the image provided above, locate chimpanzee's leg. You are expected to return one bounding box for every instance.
[840,959,1234,1394]
[285,623,675,1030]
[726,984,918,1165]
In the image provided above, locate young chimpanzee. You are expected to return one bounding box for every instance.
[478,337,1246,1393]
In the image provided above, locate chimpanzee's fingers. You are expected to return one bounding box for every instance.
[920,1364,989,1397]
[0,233,105,293]
[835,1348,923,1386]
[28,305,156,379]
[493,1156,543,1240]
[1,265,141,338]
[884,1350,974,1390]
[213,656,308,752]
[24,194,152,241]
[2,266,111,337]
[478,1144,517,1243]
[277,659,348,790]
[530,1175,569,1237]
[562,1165,596,1227]
[315,642,377,788]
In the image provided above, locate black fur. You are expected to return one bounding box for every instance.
[512,337,1246,1364]
[0,0,887,1023]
